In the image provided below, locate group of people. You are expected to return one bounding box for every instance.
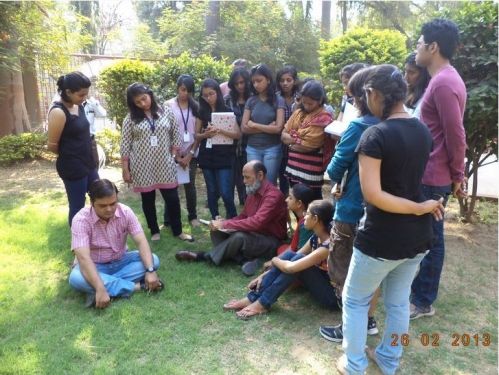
[46,18,467,375]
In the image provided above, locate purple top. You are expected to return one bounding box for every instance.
[166,98,197,155]
[420,66,467,186]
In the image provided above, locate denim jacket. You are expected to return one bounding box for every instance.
[327,115,379,224]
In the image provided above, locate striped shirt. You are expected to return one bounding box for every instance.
[71,203,144,264]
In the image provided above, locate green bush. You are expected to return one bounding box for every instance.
[0,133,47,164]
[97,59,155,128]
[149,52,231,102]
[319,27,408,107]
[95,128,121,164]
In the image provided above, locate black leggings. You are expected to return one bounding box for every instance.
[140,188,182,236]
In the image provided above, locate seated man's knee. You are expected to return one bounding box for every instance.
[68,267,87,290]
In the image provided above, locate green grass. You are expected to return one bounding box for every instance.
[0,161,497,374]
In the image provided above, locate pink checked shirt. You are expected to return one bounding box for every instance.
[71,203,144,264]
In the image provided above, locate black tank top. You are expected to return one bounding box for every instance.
[50,102,94,180]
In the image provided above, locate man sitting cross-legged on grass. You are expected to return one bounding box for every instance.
[69,179,163,309]
[175,160,287,276]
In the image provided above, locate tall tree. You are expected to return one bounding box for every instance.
[71,1,99,54]
[134,1,177,38]
[321,0,331,40]
[0,1,90,136]
[206,0,221,58]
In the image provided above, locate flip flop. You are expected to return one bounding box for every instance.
[236,305,268,320]
[223,298,250,311]
[177,233,195,242]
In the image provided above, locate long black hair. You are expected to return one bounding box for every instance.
[348,66,374,117]
[299,80,327,110]
[404,53,430,109]
[250,63,277,106]
[56,72,91,102]
[291,183,315,210]
[364,64,407,121]
[126,83,162,123]
[176,74,199,117]
[198,78,226,122]
[308,199,334,231]
[228,68,251,105]
[276,65,299,97]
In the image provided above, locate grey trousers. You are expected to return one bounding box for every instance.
[207,230,280,266]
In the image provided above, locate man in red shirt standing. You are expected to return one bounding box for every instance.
[410,18,467,320]
[176,160,287,276]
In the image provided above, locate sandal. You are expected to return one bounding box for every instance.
[223,298,251,312]
[236,302,268,320]
[177,233,195,242]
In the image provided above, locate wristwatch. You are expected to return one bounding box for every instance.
[145,266,155,273]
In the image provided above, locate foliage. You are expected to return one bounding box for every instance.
[438,1,498,221]
[0,1,91,74]
[157,1,213,57]
[125,23,166,60]
[0,133,47,164]
[152,0,321,73]
[97,60,154,127]
[319,27,408,106]
[149,52,231,102]
[95,128,121,163]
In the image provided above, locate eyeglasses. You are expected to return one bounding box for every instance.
[201,91,217,100]
[416,40,429,49]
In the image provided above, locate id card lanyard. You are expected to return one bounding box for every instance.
[178,99,191,143]
[146,116,158,147]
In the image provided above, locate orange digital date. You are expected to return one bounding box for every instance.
[390,333,491,347]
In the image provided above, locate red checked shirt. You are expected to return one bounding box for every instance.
[71,203,144,264]
[222,180,287,241]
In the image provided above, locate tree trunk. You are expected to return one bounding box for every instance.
[21,59,42,130]
[0,63,31,137]
[321,0,331,40]
[206,0,221,58]
[340,1,348,34]
[206,1,220,35]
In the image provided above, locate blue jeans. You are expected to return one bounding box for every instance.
[62,169,99,227]
[202,168,237,219]
[342,248,426,375]
[69,251,160,297]
[246,143,282,185]
[411,184,451,308]
[247,250,339,310]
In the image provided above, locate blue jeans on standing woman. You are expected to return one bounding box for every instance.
[62,169,99,227]
[247,250,339,310]
[342,248,426,375]
[410,184,451,308]
[202,167,237,219]
[246,143,282,185]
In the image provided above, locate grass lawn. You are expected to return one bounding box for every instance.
[0,159,497,375]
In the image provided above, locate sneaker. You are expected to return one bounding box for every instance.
[241,259,262,276]
[319,323,343,342]
[367,316,379,335]
[410,304,435,320]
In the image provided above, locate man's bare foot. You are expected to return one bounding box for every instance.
[223,297,251,311]
[236,300,268,320]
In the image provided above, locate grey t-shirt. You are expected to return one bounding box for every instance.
[245,94,285,148]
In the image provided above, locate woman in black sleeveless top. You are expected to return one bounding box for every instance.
[47,72,99,227]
